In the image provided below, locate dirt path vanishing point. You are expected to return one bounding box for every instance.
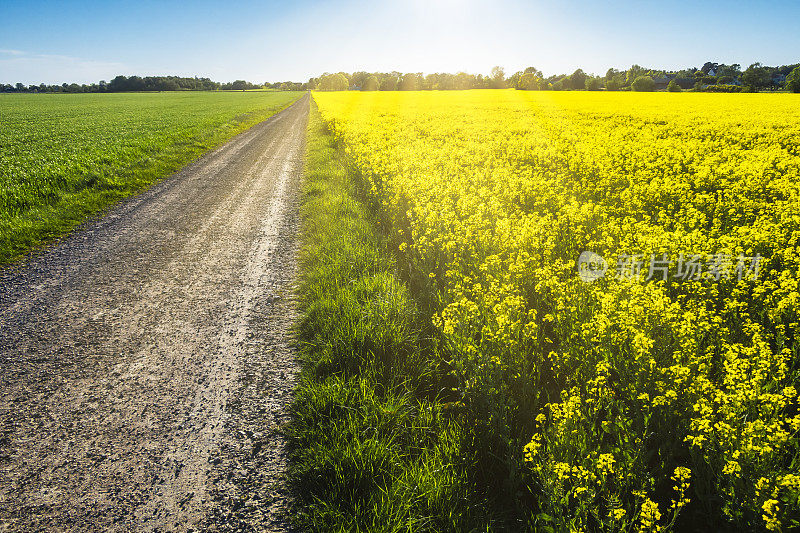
[0,93,309,532]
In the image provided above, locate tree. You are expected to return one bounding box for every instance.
[569,69,588,90]
[742,63,772,91]
[524,66,543,78]
[667,79,681,92]
[161,79,180,91]
[127,76,146,91]
[349,71,370,90]
[422,73,435,90]
[490,66,506,88]
[108,75,128,92]
[625,65,647,86]
[362,76,379,91]
[317,73,348,91]
[426,73,455,90]
[379,75,398,91]
[585,77,600,91]
[716,63,741,79]
[785,66,800,93]
[454,72,474,90]
[518,72,543,90]
[631,75,655,92]
[398,73,422,91]
[604,68,626,91]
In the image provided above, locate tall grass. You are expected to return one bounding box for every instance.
[288,104,531,531]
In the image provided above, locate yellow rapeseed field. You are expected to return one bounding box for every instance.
[313,89,800,531]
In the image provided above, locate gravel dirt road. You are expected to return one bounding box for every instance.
[0,93,309,531]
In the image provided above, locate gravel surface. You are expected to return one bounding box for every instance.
[0,93,309,531]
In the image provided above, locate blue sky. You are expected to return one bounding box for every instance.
[1,0,798,84]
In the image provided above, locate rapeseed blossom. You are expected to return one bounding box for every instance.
[313,90,800,531]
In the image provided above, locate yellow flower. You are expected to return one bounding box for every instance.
[722,460,740,476]
[670,467,692,510]
[597,453,615,476]
[313,89,800,531]
[762,499,780,532]
[638,498,662,532]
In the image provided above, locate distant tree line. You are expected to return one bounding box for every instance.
[5,62,799,94]
[312,62,800,93]
[1,75,309,93]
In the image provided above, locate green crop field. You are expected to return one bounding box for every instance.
[0,91,302,263]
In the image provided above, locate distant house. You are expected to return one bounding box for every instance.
[652,77,671,90]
